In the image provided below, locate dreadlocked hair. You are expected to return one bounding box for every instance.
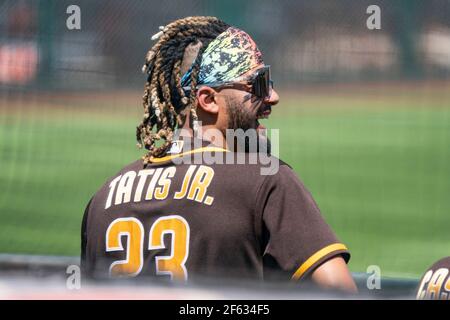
[137,16,230,164]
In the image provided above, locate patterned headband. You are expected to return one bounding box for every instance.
[181,27,264,88]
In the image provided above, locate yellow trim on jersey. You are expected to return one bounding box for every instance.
[291,243,348,281]
[149,146,229,163]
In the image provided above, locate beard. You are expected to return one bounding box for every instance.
[224,96,271,155]
[225,95,256,131]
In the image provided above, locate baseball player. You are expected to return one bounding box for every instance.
[81,16,357,293]
[417,257,450,300]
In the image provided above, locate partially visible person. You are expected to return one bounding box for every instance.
[417,256,450,300]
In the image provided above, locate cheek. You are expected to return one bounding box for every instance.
[242,92,253,103]
[239,93,260,114]
[217,103,231,127]
[248,97,263,115]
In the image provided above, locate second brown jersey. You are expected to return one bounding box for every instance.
[81,139,350,283]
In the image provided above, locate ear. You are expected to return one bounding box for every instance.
[196,86,220,114]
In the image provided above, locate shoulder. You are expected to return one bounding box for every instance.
[256,156,299,185]
[87,158,143,206]
[106,158,147,183]
[206,154,301,205]
[254,157,317,207]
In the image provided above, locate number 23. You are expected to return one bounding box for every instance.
[106,215,190,281]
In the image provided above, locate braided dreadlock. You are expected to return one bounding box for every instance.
[137,16,230,163]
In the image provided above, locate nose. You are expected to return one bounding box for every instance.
[264,89,279,106]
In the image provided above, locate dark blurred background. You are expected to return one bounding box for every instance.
[1,0,450,89]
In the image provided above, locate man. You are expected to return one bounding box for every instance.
[416,257,450,300]
[81,16,357,293]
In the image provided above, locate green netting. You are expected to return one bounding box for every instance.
[0,0,449,280]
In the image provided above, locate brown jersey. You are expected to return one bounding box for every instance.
[416,257,450,300]
[81,138,350,283]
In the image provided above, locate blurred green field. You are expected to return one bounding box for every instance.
[0,86,449,278]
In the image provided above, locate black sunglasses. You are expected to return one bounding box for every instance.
[183,65,273,100]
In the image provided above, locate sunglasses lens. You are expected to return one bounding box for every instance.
[253,67,271,98]
[264,67,271,97]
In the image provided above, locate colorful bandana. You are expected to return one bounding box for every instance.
[181,27,264,88]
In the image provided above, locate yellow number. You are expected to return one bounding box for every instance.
[106,217,144,277]
[149,215,190,281]
[105,215,190,280]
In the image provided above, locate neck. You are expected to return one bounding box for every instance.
[178,110,228,149]
[198,124,227,149]
[179,122,227,149]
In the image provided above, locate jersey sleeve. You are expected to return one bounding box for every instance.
[255,164,350,281]
[80,197,93,279]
